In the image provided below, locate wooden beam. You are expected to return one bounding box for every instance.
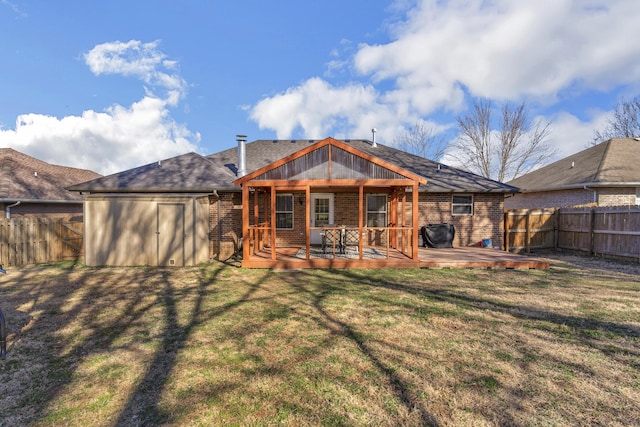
[245,179,417,188]
[359,185,364,260]
[305,185,311,261]
[242,185,250,264]
[271,186,276,260]
[412,184,419,262]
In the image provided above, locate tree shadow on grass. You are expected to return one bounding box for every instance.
[0,263,268,426]
[327,267,640,425]
[285,271,440,427]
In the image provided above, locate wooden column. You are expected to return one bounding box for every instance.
[412,183,419,262]
[242,185,250,263]
[270,186,276,260]
[358,185,364,259]
[305,186,311,260]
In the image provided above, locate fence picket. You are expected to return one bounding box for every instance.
[0,217,83,267]
[506,207,640,262]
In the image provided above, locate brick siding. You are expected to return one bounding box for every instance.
[505,187,639,210]
[418,193,505,248]
[208,190,507,257]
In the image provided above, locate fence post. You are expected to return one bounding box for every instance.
[504,212,510,252]
[525,211,531,253]
[589,208,596,256]
[553,209,560,251]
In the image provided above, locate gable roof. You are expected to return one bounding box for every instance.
[70,138,518,194]
[0,148,101,201]
[507,138,640,192]
[215,139,516,193]
[234,137,428,186]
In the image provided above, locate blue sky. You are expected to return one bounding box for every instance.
[1,0,639,175]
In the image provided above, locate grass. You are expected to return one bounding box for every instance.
[0,254,639,426]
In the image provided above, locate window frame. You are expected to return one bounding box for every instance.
[452,194,473,216]
[366,193,388,227]
[275,193,294,230]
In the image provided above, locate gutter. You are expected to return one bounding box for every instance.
[5,201,20,219]
[516,182,640,193]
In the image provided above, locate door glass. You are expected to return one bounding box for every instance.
[314,198,329,227]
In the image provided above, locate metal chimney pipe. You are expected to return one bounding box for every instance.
[236,134,247,177]
[371,128,377,147]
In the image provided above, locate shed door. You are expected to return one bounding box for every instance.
[157,203,185,266]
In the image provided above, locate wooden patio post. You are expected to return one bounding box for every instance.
[401,190,407,254]
[242,185,250,262]
[305,185,311,260]
[270,186,276,260]
[358,185,364,259]
[412,183,419,261]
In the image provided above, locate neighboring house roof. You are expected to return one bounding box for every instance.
[507,138,640,192]
[69,139,518,194]
[0,148,101,202]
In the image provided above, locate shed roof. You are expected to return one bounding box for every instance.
[507,138,640,192]
[67,152,228,193]
[70,138,518,194]
[1,148,101,201]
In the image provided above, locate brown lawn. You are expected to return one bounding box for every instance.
[0,253,639,426]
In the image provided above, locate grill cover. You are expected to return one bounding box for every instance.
[421,224,455,248]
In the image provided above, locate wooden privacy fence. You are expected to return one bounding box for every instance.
[0,217,83,267]
[505,207,640,262]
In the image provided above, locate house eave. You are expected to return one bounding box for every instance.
[517,182,640,193]
[0,198,83,204]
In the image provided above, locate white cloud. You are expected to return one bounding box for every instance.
[250,0,640,146]
[355,0,640,102]
[0,40,198,175]
[250,77,386,139]
[84,40,187,105]
[0,96,200,175]
[546,110,611,158]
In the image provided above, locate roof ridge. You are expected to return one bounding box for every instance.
[594,139,613,181]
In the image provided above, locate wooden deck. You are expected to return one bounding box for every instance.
[241,246,549,269]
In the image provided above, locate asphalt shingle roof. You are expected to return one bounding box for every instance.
[70,138,518,193]
[507,138,640,192]
[0,148,101,201]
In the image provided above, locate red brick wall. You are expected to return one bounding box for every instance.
[417,193,505,248]
[209,192,243,260]
[208,190,507,256]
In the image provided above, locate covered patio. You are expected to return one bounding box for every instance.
[234,138,427,269]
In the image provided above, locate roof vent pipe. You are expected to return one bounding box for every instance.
[371,128,377,147]
[236,134,247,177]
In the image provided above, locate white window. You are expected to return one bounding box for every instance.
[452,194,473,215]
[367,194,387,227]
[275,194,294,229]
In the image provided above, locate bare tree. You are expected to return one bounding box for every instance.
[593,96,640,144]
[394,122,448,161]
[452,99,553,182]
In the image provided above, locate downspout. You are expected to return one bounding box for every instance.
[213,190,222,260]
[583,185,597,204]
[6,201,20,219]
